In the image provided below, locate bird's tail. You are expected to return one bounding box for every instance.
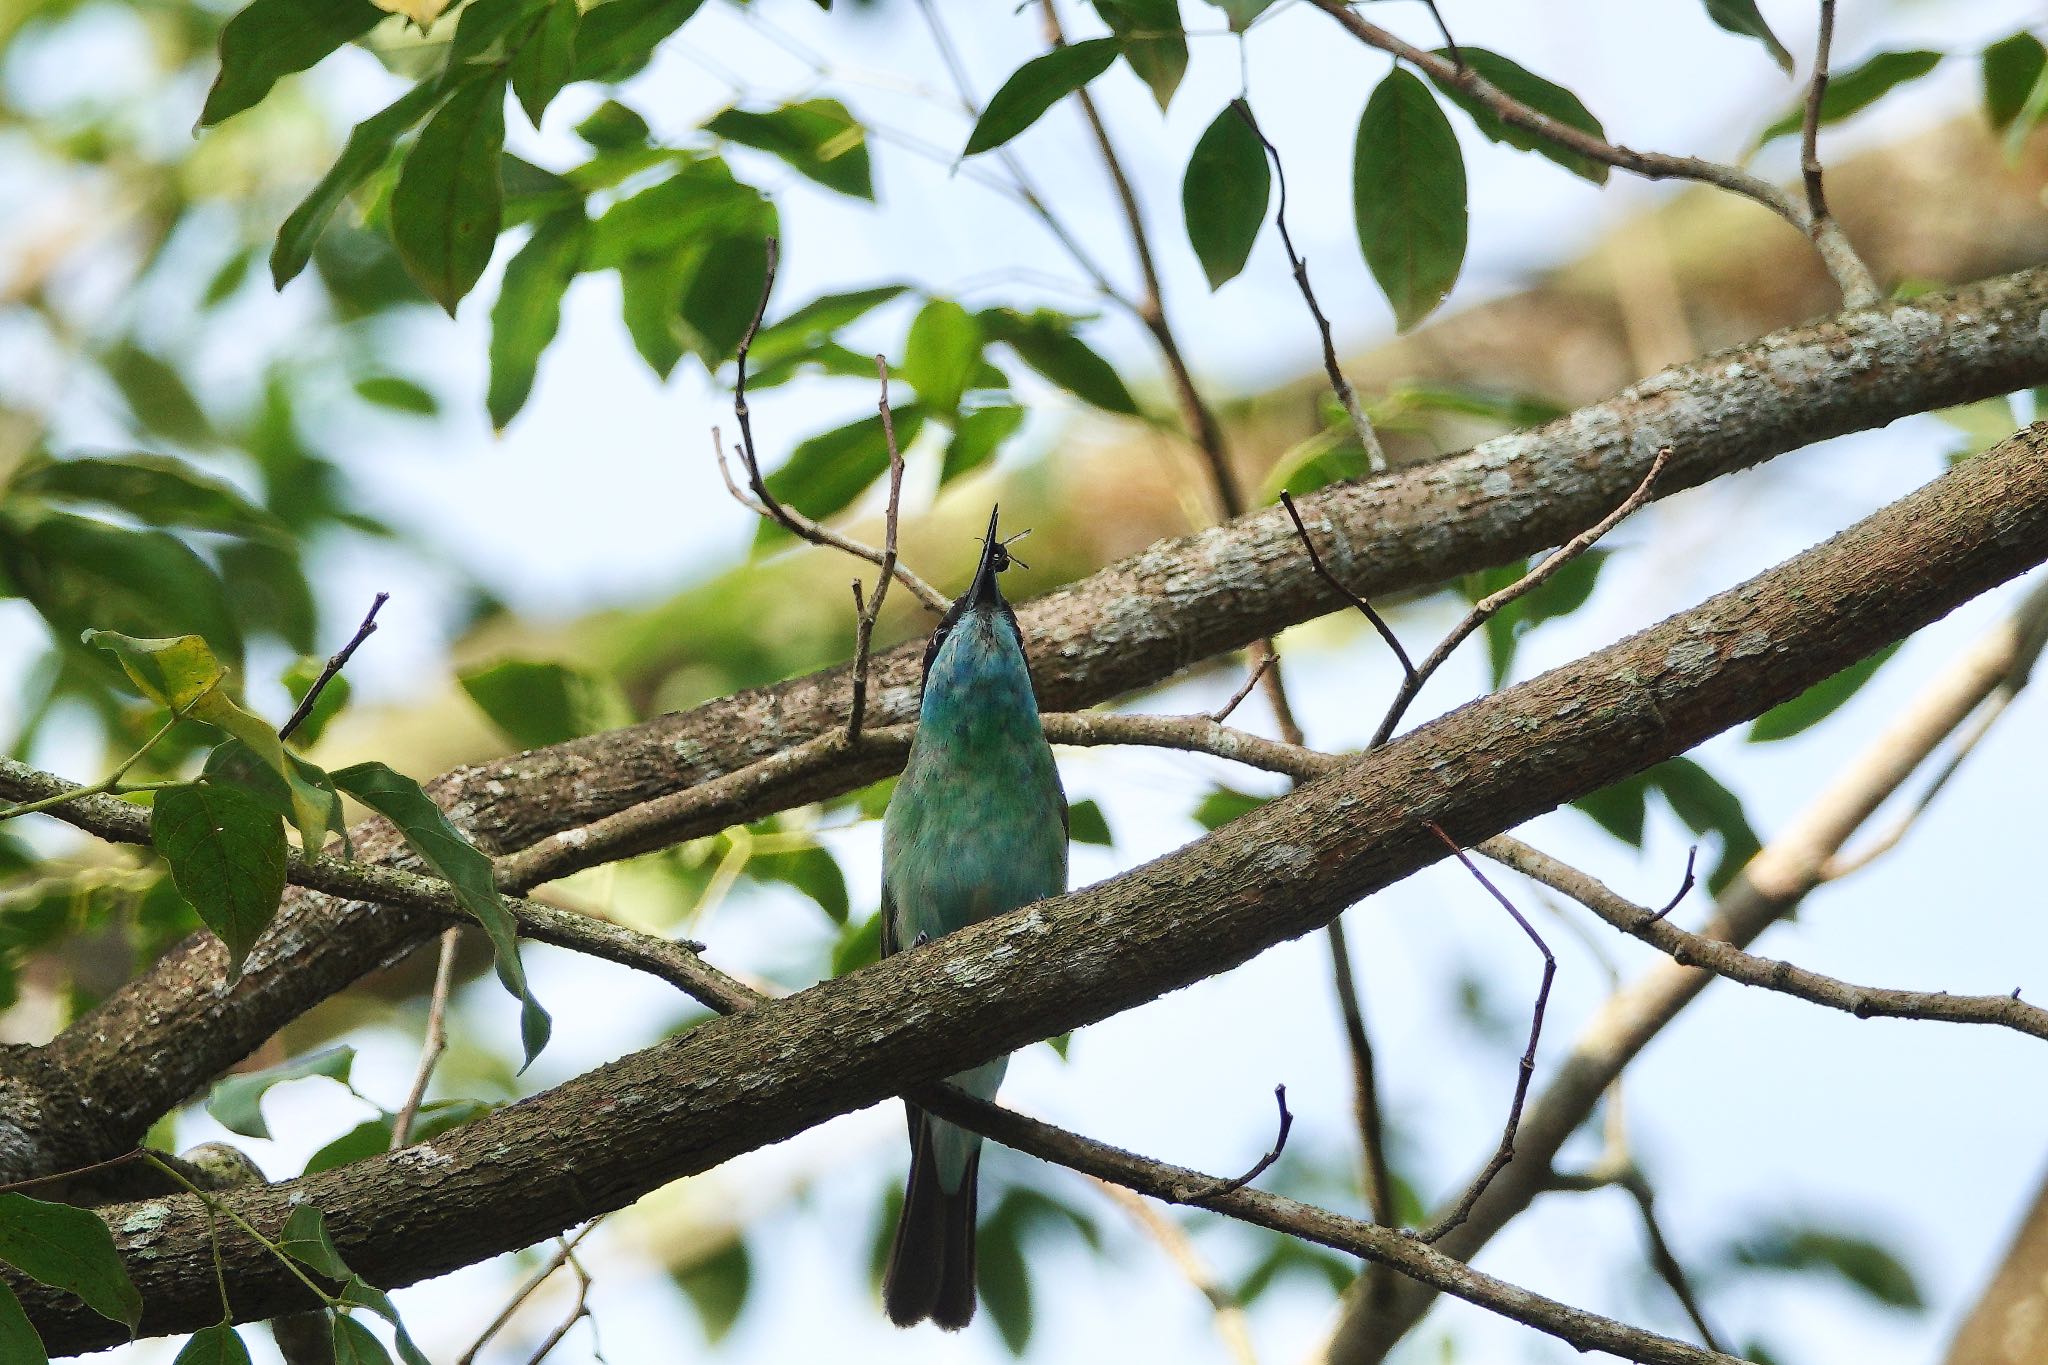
[883,1103,980,1330]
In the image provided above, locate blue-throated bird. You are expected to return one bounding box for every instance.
[880,506,1068,1330]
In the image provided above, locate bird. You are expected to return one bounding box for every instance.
[880,505,1068,1330]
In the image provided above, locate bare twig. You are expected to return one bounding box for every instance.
[1480,834,2048,1040]
[279,591,389,743]
[1183,1084,1295,1201]
[1420,0,1461,69]
[1800,3,1839,237]
[1279,492,1415,683]
[1371,445,1672,747]
[1326,920,1396,1228]
[523,1244,596,1365]
[1420,825,1556,1243]
[1235,104,1385,470]
[458,1221,602,1365]
[1304,0,1880,306]
[1621,1170,1725,1354]
[390,926,461,1150]
[1209,653,1275,724]
[847,358,907,743]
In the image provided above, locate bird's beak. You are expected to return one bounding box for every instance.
[967,505,1005,610]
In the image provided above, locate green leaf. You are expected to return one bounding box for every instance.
[758,406,926,540]
[500,153,581,227]
[1192,786,1269,830]
[747,844,848,923]
[1732,1222,1923,1309]
[446,0,540,68]
[1759,51,1943,145]
[1427,48,1608,184]
[1748,642,1899,742]
[1210,0,1278,32]
[1183,100,1270,289]
[0,1192,142,1329]
[201,0,384,127]
[977,1203,1029,1351]
[457,657,631,749]
[1982,33,2047,131]
[330,762,552,1067]
[573,0,710,81]
[0,1282,46,1365]
[1099,0,1187,111]
[831,911,883,976]
[206,1046,357,1140]
[279,1205,351,1281]
[352,375,438,415]
[672,1237,749,1343]
[1651,757,1760,894]
[330,1315,394,1365]
[304,1100,492,1173]
[1353,68,1466,330]
[1702,0,1793,74]
[9,452,281,539]
[151,783,289,975]
[488,210,589,428]
[940,404,1026,484]
[201,738,348,858]
[902,299,982,417]
[173,1325,252,1365]
[103,342,212,447]
[1573,770,1650,848]
[334,1279,429,1365]
[390,70,509,314]
[577,99,650,149]
[707,100,873,199]
[977,308,1137,415]
[964,39,1121,157]
[1067,798,1112,846]
[0,511,241,669]
[272,82,442,288]
[751,284,907,368]
[510,0,578,125]
[78,630,227,712]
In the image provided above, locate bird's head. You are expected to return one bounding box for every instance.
[920,506,1027,689]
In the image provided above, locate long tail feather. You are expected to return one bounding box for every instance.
[884,1103,979,1330]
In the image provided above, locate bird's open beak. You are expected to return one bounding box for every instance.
[967,505,1005,610]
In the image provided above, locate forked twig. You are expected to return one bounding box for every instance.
[390,925,461,1150]
[847,357,909,743]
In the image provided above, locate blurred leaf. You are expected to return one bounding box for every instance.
[272,81,441,288]
[331,762,551,1065]
[751,284,907,371]
[573,0,709,80]
[151,783,289,975]
[940,404,1026,483]
[201,248,257,308]
[708,99,873,199]
[391,70,509,313]
[104,342,212,447]
[977,1200,1030,1353]
[1236,1234,1356,1302]
[329,1316,392,1365]
[964,39,1120,156]
[1701,0,1793,73]
[748,844,848,924]
[510,0,578,124]
[0,1279,47,1365]
[1573,770,1650,848]
[672,1237,750,1343]
[1210,0,1278,32]
[1983,32,2047,132]
[902,299,982,417]
[1748,642,1898,742]
[1353,68,1466,330]
[1759,51,1942,145]
[280,658,350,750]
[1731,1221,1923,1310]
[976,308,1136,415]
[279,1206,351,1281]
[458,657,632,748]
[1183,100,1270,289]
[9,452,280,539]
[1651,757,1760,893]
[202,0,384,127]
[219,540,317,654]
[173,1325,250,1365]
[758,406,926,543]
[2,514,245,669]
[1193,786,1270,830]
[1427,48,1608,183]
[353,375,438,415]
[0,1193,140,1330]
[831,911,883,976]
[488,210,589,428]
[1066,798,1112,846]
[577,99,650,148]
[1098,0,1186,111]
[500,154,581,227]
[207,1046,357,1140]
[446,0,541,68]
[304,1100,491,1173]
[1458,549,1609,688]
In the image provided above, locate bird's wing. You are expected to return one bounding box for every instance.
[880,882,902,958]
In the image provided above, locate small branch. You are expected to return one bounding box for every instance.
[1481,834,2048,1041]
[390,926,461,1150]
[0,687,212,821]
[1799,1,1837,227]
[1209,653,1275,724]
[279,592,389,744]
[1420,825,1556,1244]
[847,357,907,743]
[730,238,803,543]
[1236,104,1385,471]
[1182,1084,1294,1201]
[522,1243,595,1365]
[1823,691,2009,878]
[457,1221,602,1365]
[1279,492,1415,684]
[1305,0,1879,306]
[1621,1170,1726,1354]
[1372,445,1672,747]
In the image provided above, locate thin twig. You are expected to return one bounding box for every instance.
[1621,1170,1726,1354]
[390,926,461,1150]
[730,238,805,542]
[1327,917,1396,1228]
[1234,105,1385,469]
[1822,691,2008,878]
[1209,653,1275,724]
[523,1245,595,1365]
[1420,0,1461,69]
[1181,1084,1294,1201]
[847,357,907,742]
[1799,2,1839,236]
[458,1221,602,1365]
[1279,492,1415,683]
[279,592,389,743]
[1372,445,1672,747]
[1420,825,1556,1243]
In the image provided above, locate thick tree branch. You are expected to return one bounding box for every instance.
[15,425,2048,1353]
[9,270,2047,1186]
